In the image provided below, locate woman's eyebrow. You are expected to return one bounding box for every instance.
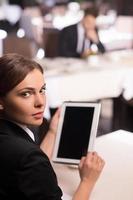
[15,87,35,94]
[17,84,46,92]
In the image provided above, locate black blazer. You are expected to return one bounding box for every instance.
[58,24,105,58]
[0,119,62,200]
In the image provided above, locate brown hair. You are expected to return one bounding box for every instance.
[84,6,99,18]
[0,53,43,97]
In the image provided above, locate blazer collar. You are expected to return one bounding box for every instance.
[0,119,35,143]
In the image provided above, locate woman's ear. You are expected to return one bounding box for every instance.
[0,104,4,110]
[0,99,4,110]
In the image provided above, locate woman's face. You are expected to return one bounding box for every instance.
[0,69,46,126]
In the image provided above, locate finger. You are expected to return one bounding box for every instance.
[53,107,61,118]
[87,152,104,168]
[79,156,86,169]
[98,158,105,169]
[86,151,97,162]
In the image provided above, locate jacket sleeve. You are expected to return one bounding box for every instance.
[94,28,106,54]
[89,28,106,54]
[58,26,80,58]
[97,41,106,53]
[17,148,63,200]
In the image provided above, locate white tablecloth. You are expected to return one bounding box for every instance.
[36,49,133,108]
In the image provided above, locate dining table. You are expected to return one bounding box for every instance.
[52,129,133,200]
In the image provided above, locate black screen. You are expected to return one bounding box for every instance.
[57,106,94,160]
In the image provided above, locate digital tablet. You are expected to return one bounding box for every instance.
[52,102,101,165]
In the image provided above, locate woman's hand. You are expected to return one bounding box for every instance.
[72,152,105,200]
[79,152,105,185]
[40,108,61,159]
[49,107,61,135]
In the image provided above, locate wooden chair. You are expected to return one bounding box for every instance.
[112,95,133,132]
[43,28,60,57]
[3,33,35,58]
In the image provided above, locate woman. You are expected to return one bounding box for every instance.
[0,53,105,200]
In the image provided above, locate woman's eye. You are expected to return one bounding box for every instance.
[21,92,31,97]
[40,87,46,94]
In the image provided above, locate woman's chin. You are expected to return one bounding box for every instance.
[28,118,44,126]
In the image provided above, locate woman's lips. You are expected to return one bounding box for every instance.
[32,112,44,119]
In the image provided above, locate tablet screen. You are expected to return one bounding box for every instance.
[52,102,101,164]
[57,106,94,160]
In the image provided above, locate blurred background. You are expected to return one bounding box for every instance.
[0,0,133,57]
[0,0,133,136]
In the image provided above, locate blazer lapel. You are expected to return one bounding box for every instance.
[0,119,35,143]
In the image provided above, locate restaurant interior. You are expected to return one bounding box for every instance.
[0,0,133,135]
[0,0,133,199]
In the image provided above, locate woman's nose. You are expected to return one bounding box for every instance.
[34,94,45,107]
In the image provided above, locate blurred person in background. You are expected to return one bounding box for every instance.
[58,6,105,58]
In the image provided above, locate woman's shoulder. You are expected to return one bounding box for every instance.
[0,119,48,160]
[0,132,50,170]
